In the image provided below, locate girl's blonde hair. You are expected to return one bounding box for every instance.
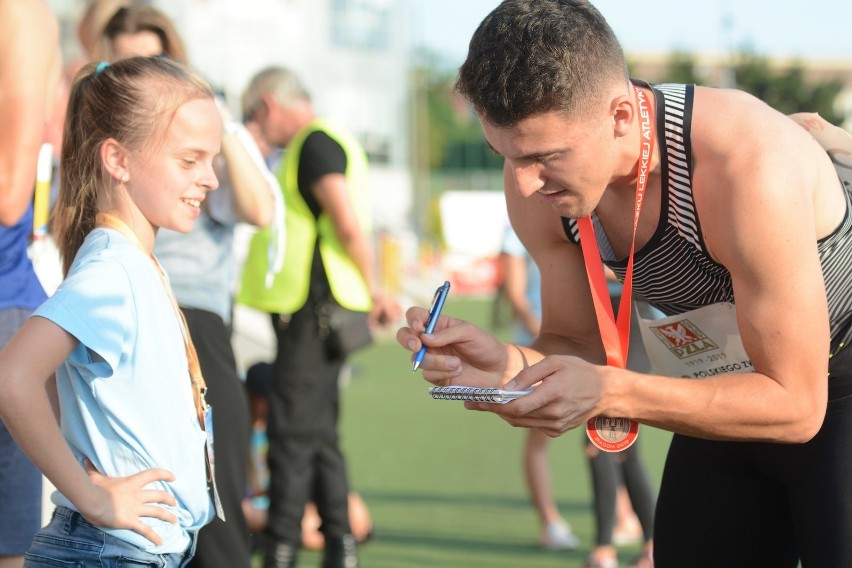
[53,56,213,275]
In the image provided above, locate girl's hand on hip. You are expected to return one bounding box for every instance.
[81,459,178,546]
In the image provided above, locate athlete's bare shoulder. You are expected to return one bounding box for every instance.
[690,86,842,245]
[0,0,60,82]
[690,86,802,159]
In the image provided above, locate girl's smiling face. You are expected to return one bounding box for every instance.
[125,97,222,236]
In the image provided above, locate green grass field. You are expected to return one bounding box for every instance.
[256,298,672,567]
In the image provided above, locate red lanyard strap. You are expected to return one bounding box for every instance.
[578,86,655,370]
[581,86,656,452]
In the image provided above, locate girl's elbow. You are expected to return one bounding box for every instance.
[0,380,24,418]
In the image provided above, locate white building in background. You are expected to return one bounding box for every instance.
[169,0,408,164]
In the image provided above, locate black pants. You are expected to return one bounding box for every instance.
[585,439,656,546]
[265,300,351,544]
[182,308,251,568]
[655,347,852,568]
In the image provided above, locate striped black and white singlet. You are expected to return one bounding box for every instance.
[562,82,852,358]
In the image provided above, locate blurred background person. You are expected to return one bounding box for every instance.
[95,3,187,63]
[242,362,374,554]
[0,1,61,566]
[499,224,645,555]
[96,4,279,568]
[241,65,400,568]
[77,0,129,63]
[499,224,580,551]
[43,0,128,214]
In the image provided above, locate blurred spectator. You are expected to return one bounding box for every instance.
[499,224,580,550]
[95,3,188,64]
[242,362,374,552]
[241,66,400,568]
[78,0,129,60]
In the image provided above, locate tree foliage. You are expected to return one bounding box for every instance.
[662,51,703,85]
[658,51,845,125]
[411,52,506,172]
[731,52,845,124]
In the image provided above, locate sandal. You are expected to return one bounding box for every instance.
[629,549,654,568]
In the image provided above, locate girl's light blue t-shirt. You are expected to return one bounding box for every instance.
[33,227,213,553]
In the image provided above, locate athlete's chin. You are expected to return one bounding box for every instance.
[548,200,593,219]
[539,192,592,218]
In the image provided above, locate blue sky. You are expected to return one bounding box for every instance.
[409,0,852,66]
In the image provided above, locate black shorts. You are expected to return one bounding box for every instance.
[654,347,852,568]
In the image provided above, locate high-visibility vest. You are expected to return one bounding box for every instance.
[238,118,372,314]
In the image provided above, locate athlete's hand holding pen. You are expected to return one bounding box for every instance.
[399,280,511,387]
[397,280,609,438]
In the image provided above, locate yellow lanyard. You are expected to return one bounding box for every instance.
[95,212,209,429]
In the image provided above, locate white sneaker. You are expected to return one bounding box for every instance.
[539,521,581,550]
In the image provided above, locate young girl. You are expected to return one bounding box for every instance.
[0,56,221,566]
[96,7,280,566]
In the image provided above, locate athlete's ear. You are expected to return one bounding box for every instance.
[611,93,633,138]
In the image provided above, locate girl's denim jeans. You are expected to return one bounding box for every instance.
[24,506,196,568]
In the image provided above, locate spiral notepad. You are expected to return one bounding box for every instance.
[428,386,532,404]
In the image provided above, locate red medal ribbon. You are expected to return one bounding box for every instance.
[582,86,656,452]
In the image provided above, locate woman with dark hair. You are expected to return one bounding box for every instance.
[96,4,188,64]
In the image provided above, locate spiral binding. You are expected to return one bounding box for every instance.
[428,386,530,404]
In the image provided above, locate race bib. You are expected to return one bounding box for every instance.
[637,302,754,378]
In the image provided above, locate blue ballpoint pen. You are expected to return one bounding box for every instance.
[412,280,451,372]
